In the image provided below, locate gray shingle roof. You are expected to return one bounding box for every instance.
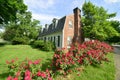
[39,16,66,37]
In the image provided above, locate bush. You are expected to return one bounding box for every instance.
[6,58,53,80]
[43,42,56,51]
[32,40,55,51]
[32,40,44,48]
[51,40,113,75]
[12,37,29,45]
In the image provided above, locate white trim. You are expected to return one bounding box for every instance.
[62,30,64,47]
[62,16,67,48]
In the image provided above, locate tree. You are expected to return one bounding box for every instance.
[3,12,41,43]
[106,20,120,43]
[82,1,119,41]
[110,20,120,33]
[0,0,27,24]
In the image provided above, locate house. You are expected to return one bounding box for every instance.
[38,7,84,49]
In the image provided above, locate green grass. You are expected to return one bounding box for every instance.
[0,45,54,80]
[74,53,115,80]
[0,45,115,80]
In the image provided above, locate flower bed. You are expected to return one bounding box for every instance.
[51,40,113,75]
[6,40,113,80]
[6,58,52,80]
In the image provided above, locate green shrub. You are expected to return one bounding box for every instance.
[12,37,29,45]
[32,40,56,51]
[32,40,44,48]
[43,41,54,51]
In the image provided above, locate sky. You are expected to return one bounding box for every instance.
[24,0,120,26]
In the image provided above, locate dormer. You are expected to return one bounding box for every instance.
[45,24,49,31]
[52,18,58,28]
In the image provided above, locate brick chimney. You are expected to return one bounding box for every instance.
[73,7,84,44]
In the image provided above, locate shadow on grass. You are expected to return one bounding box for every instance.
[0,72,9,79]
[41,58,52,71]
[0,43,6,47]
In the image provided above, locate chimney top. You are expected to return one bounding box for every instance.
[73,7,81,13]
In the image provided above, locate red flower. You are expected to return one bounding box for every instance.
[48,77,52,80]
[11,59,15,63]
[41,72,46,78]
[28,60,33,65]
[33,59,41,65]
[24,70,31,80]
[7,76,13,80]
[6,60,10,64]
[13,77,18,80]
[16,71,20,77]
[37,71,41,76]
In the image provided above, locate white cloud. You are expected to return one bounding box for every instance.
[24,0,55,9]
[32,13,60,26]
[104,0,120,3]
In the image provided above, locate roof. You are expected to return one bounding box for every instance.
[39,16,66,36]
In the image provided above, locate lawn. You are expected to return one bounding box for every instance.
[0,45,54,80]
[0,45,115,80]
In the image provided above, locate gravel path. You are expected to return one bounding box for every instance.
[114,46,120,80]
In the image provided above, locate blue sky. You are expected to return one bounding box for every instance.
[24,0,120,26]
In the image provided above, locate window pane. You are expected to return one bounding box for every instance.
[69,20,73,28]
[58,36,60,47]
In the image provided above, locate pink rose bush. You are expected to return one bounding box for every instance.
[6,58,52,80]
[51,40,113,74]
[6,40,113,79]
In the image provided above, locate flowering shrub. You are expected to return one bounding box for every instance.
[6,58,52,80]
[51,48,76,75]
[6,40,113,79]
[51,40,113,74]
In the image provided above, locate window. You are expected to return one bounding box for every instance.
[69,20,73,28]
[51,36,52,42]
[44,37,46,42]
[54,36,55,43]
[58,36,60,47]
[67,36,72,48]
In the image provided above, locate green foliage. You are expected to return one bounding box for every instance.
[32,40,55,51]
[32,40,44,48]
[3,12,41,44]
[0,0,27,24]
[110,20,120,33]
[2,0,41,44]
[105,20,120,43]
[82,1,119,41]
[12,37,29,45]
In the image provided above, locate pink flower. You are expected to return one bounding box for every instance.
[13,77,18,80]
[16,71,20,77]
[41,72,46,78]
[24,70,31,80]
[25,70,31,76]
[33,59,40,65]
[7,76,13,80]
[37,71,41,76]
[48,77,52,80]
[28,60,33,65]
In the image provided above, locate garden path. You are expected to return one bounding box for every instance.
[114,46,120,80]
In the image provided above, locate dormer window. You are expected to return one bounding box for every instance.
[69,20,73,28]
[52,18,58,28]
